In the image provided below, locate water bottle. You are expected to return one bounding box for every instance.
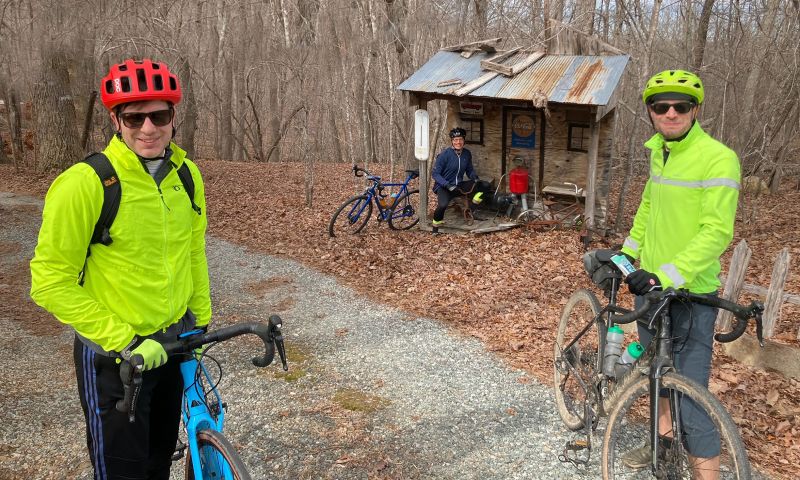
[614,342,644,378]
[603,325,625,377]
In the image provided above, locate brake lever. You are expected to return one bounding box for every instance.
[269,315,289,371]
[115,355,144,423]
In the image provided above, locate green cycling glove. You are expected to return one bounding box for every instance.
[121,338,168,371]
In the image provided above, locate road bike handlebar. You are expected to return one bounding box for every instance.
[116,316,288,422]
[608,288,764,345]
[352,165,419,183]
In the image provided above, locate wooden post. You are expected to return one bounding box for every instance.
[717,240,752,330]
[763,248,790,338]
[584,112,600,228]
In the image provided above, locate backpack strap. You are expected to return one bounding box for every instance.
[176,162,201,215]
[83,152,121,246]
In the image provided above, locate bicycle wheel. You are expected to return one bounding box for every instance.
[328,195,372,237]
[554,289,604,431]
[602,372,750,479]
[185,429,252,480]
[515,205,547,223]
[387,189,420,230]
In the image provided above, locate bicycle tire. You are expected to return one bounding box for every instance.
[602,372,750,479]
[387,189,420,230]
[185,428,252,480]
[328,195,372,237]
[554,288,605,431]
[515,205,548,224]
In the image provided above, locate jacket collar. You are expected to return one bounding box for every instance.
[644,121,705,154]
[106,135,187,170]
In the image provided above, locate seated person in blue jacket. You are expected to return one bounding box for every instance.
[431,127,486,232]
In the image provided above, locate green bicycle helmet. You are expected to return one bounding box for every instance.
[642,70,704,105]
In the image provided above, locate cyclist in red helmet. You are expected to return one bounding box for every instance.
[31,58,211,479]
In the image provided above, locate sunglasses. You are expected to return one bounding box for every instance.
[118,108,174,129]
[649,102,695,115]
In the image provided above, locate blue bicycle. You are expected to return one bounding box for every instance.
[117,316,288,479]
[328,165,420,237]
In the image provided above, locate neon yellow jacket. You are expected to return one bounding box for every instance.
[30,136,211,353]
[621,122,740,293]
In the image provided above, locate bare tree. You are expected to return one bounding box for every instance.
[33,48,82,171]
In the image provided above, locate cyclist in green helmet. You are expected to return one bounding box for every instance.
[620,69,741,480]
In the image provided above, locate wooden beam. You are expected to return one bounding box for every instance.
[508,51,546,76]
[480,47,522,74]
[584,113,600,228]
[723,334,800,381]
[453,71,499,96]
[437,78,463,88]
[764,248,790,337]
[718,275,800,306]
[717,240,752,330]
[442,38,502,52]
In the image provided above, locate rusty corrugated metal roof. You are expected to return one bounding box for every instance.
[397,50,629,106]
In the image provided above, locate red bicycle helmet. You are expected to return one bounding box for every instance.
[100,58,182,110]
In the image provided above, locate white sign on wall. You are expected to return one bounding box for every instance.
[414,109,430,161]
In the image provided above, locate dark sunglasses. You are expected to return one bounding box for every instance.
[649,102,695,115]
[118,108,174,128]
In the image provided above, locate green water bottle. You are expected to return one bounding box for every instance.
[614,341,644,377]
[603,325,624,377]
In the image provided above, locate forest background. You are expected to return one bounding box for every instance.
[1,0,799,211]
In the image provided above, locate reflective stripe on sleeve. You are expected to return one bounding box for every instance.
[660,263,686,288]
[651,175,740,190]
[623,237,639,252]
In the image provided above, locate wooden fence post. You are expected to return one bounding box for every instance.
[718,240,752,330]
[763,248,790,338]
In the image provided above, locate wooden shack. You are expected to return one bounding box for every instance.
[397,35,629,233]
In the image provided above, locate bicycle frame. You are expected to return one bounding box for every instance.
[556,266,763,471]
[349,167,417,222]
[181,353,232,479]
[116,319,288,480]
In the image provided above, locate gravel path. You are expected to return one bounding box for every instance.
[0,192,614,478]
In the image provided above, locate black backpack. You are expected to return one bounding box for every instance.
[83,152,201,246]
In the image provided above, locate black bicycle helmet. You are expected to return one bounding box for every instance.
[449,127,467,139]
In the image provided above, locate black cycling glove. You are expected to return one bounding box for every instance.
[625,269,662,296]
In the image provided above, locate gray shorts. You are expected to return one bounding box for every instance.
[636,294,720,458]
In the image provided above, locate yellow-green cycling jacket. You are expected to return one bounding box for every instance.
[621,122,740,294]
[30,136,211,353]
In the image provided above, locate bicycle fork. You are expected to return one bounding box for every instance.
[648,309,681,477]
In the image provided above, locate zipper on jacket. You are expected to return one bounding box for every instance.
[453,150,462,185]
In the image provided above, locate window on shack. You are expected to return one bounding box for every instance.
[567,123,590,152]
[460,117,484,145]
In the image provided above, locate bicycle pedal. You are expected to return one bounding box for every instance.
[558,439,591,467]
[171,440,186,461]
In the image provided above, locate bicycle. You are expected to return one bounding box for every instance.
[516,181,585,229]
[554,249,764,479]
[328,165,420,237]
[116,316,289,479]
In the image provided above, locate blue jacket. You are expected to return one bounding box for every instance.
[431,147,477,192]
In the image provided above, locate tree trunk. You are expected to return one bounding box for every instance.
[220,57,233,160]
[692,0,716,71]
[33,49,82,171]
[177,57,198,160]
